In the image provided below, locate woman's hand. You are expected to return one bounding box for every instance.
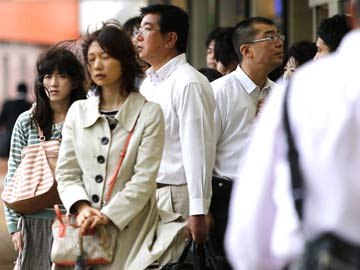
[75,202,110,236]
[12,231,23,252]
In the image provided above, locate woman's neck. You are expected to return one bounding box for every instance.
[100,85,127,111]
[50,100,69,124]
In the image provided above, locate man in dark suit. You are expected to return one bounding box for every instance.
[0,82,31,157]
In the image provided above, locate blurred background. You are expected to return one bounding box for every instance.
[0,0,351,103]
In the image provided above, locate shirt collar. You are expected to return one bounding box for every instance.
[235,65,273,94]
[82,91,146,132]
[145,53,187,85]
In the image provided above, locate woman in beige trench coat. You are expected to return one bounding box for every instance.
[55,22,185,270]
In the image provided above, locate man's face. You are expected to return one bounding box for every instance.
[245,23,284,72]
[314,37,331,60]
[136,13,167,66]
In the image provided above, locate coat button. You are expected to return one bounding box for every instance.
[95,175,103,183]
[92,194,100,203]
[101,137,109,145]
[109,123,117,130]
[97,155,105,164]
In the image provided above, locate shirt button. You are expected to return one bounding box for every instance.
[218,182,223,188]
[92,194,100,203]
[97,155,105,164]
[101,137,109,145]
[109,123,116,130]
[95,175,103,183]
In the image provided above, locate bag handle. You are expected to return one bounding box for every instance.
[104,100,146,204]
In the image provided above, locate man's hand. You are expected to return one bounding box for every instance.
[12,231,23,252]
[188,214,209,243]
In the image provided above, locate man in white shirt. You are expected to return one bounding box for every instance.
[137,4,215,244]
[209,17,284,264]
[226,1,360,269]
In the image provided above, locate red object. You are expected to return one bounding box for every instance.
[0,0,79,45]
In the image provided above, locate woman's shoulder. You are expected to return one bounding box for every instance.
[15,109,33,127]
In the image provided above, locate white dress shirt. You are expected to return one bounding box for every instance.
[211,65,275,180]
[225,29,360,270]
[140,53,216,216]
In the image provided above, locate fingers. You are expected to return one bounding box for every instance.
[188,215,209,243]
[12,232,23,252]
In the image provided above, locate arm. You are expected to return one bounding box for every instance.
[3,112,30,250]
[177,82,216,242]
[225,83,290,269]
[101,104,165,230]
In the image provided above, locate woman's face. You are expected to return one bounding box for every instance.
[87,41,122,88]
[43,70,72,103]
[283,56,298,79]
[207,40,217,69]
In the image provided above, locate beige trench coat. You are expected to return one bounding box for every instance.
[56,92,186,270]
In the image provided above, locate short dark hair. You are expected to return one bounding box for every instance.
[34,42,86,139]
[286,40,317,67]
[198,68,222,82]
[214,27,238,68]
[233,17,275,62]
[123,16,142,36]
[82,21,143,96]
[17,82,27,94]
[205,27,222,48]
[317,14,351,52]
[140,4,189,54]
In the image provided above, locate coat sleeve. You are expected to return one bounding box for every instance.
[101,104,165,230]
[56,103,90,213]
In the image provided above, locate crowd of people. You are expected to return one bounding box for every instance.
[1,1,360,270]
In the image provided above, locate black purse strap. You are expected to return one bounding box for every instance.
[283,81,304,220]
[177,238,192,263]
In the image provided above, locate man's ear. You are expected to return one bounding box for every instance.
[240,44,252,60]
[165,32,178,49]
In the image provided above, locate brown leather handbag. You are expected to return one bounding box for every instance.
[1,126,61,213]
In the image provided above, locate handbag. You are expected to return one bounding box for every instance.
[161,238,224,270]
[51,101,144,267]
[1,125,61,214]
[51,205,118,266]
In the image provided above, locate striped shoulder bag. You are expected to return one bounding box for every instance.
[1,125,62,213]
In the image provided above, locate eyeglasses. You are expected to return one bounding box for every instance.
[133,27,160,37]
[245,34,285,44]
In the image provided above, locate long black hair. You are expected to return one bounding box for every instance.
[33,42,86,139]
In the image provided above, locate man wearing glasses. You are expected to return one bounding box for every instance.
[137,3,216,259]
[209,16,284,267]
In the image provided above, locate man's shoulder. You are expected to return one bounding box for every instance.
[211,71,242,94]
[173,62,210,85]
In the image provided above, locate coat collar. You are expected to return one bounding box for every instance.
[82,91,146,132]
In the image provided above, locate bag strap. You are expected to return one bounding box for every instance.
[282,81,304,220]
[177,238,192,263]
[104,100,146,204]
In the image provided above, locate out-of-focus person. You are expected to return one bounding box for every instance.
[206,27,222,69]
[214,27,238,75]
[226,1,360,269]
[314,14,351,59]
[0,82,31,158]
[283,40,317,79]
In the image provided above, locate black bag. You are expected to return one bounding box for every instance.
[161,238,224,270]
